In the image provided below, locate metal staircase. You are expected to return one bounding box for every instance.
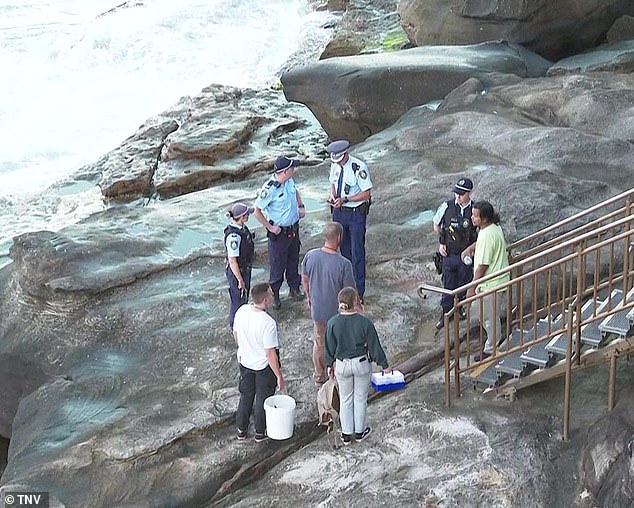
[472,287,634,392]
[418,188,634,439]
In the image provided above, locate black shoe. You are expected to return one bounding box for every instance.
[289,287,304,300]
[236,428,247,441]
[272,295,281,310]
[355,427,371,441]
[459,307,467,320]
[254,432,268,443]
[473,352,491,362]
[340,433,352,445]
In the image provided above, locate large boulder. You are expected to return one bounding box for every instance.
[397,0,634,61]
[282,41,550,143]
[318,0,408,58]
[548,40,634,75]
[581,406,634,507]
[607,15,634,42]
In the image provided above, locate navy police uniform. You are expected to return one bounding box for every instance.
[327,140,372,299]
[433,182,478,315]
[254,159,302,302]
[225,222,255,327]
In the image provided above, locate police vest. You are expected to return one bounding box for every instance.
[224,225,255,270]
[439,201,477,255]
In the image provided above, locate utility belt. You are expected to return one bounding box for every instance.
[268,221,299,240]
[340,201,370,215]
[225,261,253,271]
[445,241,470,256]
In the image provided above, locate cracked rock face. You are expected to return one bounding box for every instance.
[80,85,328,202]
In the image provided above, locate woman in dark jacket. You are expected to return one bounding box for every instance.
[224,202,255,328]
[325,286,389,445]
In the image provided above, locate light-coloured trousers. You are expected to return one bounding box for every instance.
[312,321,327,382]
[335,355,371,435]
[474,290,506,353]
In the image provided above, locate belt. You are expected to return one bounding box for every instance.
[340,205,365,213]
[279,221,299,234]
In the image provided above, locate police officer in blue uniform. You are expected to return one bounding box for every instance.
[225,202,256,328]
[432,178,478,329]
[326,140,373,302]
[253,155,306,309]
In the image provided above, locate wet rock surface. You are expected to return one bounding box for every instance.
[2,1,634,506]
[80,85,328,202]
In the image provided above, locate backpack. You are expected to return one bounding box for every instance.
[317,377,340,431]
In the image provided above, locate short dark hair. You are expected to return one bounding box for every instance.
[473,200,501,225]
[251,283,271,304]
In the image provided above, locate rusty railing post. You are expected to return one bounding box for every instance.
[575,242,585,366]
[444,315,451,407]
[608,353,617,411]
[563,303,574,441]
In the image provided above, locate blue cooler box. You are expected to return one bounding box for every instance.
[371,370,406,391]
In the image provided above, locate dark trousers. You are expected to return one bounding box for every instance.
[236,363,277,434]
[226,266,251,328]
[441,254,473,312]
[267,231,301,296]
[333,207,367,296]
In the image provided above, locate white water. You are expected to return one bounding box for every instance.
[0,0,334,261]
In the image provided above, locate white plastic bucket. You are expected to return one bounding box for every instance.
[263,394,296,440]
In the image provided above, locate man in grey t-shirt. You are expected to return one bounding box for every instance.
[302,222,355,384]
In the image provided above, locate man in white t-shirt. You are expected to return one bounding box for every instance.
[233,282,285,442]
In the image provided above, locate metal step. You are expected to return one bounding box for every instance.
[546,299,602,357]
[496,352,534,378]
[520,321,556,369]
[598,287,634,338]
[581,289,623,348]
[474,328,524,385]
[545,332,572,358]
[473,362,500,389]
[599,309,631,338]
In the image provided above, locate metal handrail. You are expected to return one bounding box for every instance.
[507,188,634,254]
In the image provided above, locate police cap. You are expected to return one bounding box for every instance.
[229,202,255,219]
[273,155,299,172]
[326,139,350,154]
[326,139,350,163]
[453,178,474,195]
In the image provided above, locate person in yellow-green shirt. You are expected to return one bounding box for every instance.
[465,201,510,361]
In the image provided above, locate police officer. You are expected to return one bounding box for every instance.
[253,155,306,309]
[432,178,478,329]
[225,202,256,328]
[326,140,372,302]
